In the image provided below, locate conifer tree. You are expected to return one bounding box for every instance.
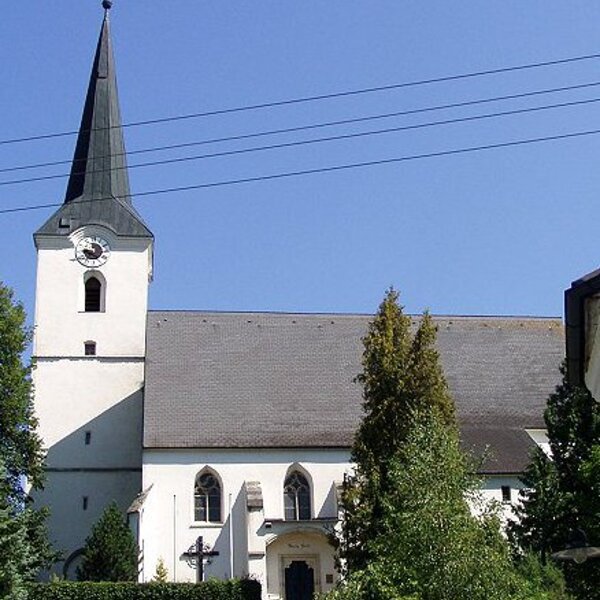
[77,502,138,582]
[151,557,169,583]
[510,367,600,598]
[334,289,563,599]
[0,459,31,600]
[0,506,29,600]
[339,289,455,573]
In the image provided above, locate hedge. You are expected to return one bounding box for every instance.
[27,579,261,600]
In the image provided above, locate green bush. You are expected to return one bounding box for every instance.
[27,578,261,600]
[77,503,138,582]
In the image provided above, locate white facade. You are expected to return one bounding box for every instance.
[32,224,152,576]
[135,448,525,598]
[139,448,349,597]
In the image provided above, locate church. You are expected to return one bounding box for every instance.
[31,5,566,598]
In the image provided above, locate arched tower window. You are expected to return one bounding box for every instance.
[284,470,311,521]
[194,470,222,522]
[84,277,102,312]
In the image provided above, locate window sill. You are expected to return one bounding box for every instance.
[190,522,223,529]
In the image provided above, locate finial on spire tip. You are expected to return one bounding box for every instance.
[102,0,113,11]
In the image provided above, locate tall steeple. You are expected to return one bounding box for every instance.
[35,1,152,238]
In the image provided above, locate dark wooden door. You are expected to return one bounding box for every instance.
[284,560,315,600]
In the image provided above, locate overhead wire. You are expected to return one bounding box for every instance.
[3,125,600,215]
[2,50,600,146]
[3,79,600,176]
[2,94,600,188]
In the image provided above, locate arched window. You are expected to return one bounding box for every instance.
[84,277,102,312]
[284,470,311,521]
[194,471,222,522]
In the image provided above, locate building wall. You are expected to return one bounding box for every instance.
[34,361,144,468]
[33,228,151,357]
[141,448,350,595]
[479,475,523,523]
[141,448,524,598]
[38,471,142,577]
[140,448,520,599]
[32,226,152,571]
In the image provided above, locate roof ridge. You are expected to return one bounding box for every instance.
[147,309,561,320]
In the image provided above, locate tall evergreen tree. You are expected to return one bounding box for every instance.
[77,502,138,582]
[333,289,566,599]
[339,289,455,574]
[510,366,600,598]
[0,459,31,600]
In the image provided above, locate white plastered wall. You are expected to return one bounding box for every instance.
[479,475,524,524]
[39,471,142,575]
[141,449,524,598]
[32,226,152,571]
[33,228,152,358]
[140,448,350,596]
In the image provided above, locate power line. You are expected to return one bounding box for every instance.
[3,51,600,147]
[3,126,600,215]
[3,94,600,188]
[4,79,600,176]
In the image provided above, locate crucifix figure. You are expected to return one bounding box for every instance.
[183,536,220,582]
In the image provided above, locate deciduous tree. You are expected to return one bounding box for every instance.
[0,281,45,506]
[0,282,56,593]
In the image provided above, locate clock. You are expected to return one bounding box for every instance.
[75,236,111,267]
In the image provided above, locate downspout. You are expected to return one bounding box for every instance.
[173,494,177,582]
[229,493,234,578]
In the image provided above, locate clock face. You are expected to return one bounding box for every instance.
[75,236,111,267]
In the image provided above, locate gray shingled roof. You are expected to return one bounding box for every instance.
[144,311,564,473]
[35,12,151,240]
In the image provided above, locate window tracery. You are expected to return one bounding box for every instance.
[194,470,222,522]
[284,470,311,520]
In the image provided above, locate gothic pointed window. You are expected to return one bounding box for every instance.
[84,277,102,312]
[194,471,222,523]
[284,470,311,521]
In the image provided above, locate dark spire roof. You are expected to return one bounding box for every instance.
[35,7,152,239]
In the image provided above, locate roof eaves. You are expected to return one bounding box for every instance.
[565,268,600,386]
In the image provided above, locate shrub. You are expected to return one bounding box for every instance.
[150,558,168,583]
[28,578,261,600]
[77,503,138,582]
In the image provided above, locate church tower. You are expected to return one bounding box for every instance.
[32,2,153,576]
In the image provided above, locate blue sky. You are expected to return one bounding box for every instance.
[2,1,600,321]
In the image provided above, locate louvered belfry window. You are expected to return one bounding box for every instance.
[85,277,102,312]
[284,471,311,521]
[194,472,222,522]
